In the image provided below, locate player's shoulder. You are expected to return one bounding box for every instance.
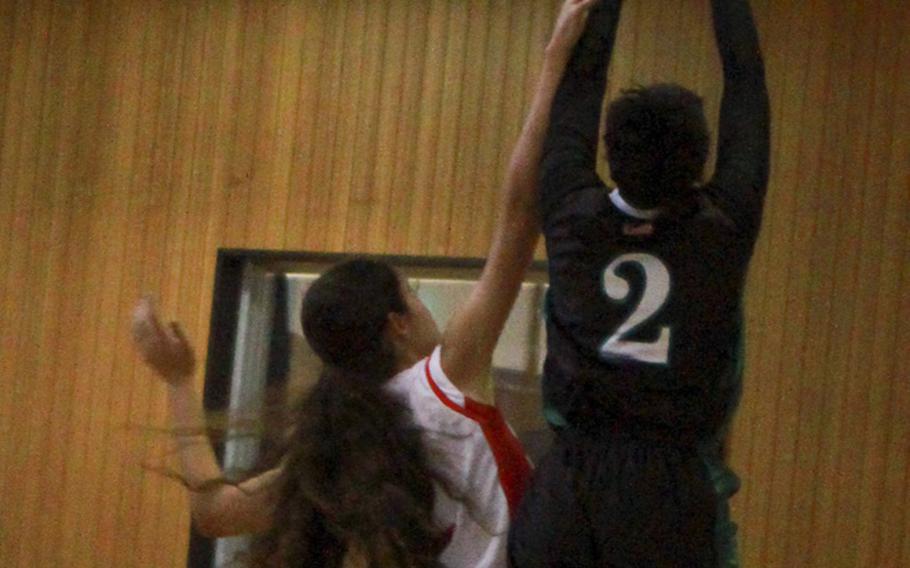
[546,185,625,243]
[386,348,478,438]
[693,190,738,230]
[547,183,613,223]
[649,189,739,243]
[693,183,764,241]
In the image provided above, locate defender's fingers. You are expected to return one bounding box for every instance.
[132,297,167,341]
[167,321,190,346]
[573,0,600,13]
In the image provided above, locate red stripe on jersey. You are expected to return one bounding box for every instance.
[424,359,533,517]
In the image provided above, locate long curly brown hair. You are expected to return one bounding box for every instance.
[249,259,449,567]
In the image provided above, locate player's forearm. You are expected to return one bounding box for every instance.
[167,382,256,533]
[539,1,623,217]
[166,382,224,491]
[503,53,568,219]
[440,50,568,390]
[494,45,579,278]
[712,0,765,80]
[711,0,770,200]
[442,2,608,390]
[712,0,768,126]
[453,54,566,381]
[546,0,623,159]
[131,301,263,535]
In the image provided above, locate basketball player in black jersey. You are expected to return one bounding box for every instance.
[509,0,769,566]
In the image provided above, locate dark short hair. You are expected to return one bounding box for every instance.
[604,83,710,206]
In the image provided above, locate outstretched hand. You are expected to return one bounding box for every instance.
[131,297,196,385]
[547,0,601,60]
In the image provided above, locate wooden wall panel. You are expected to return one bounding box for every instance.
[0,1,907,567]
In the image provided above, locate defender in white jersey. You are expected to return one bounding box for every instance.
[130,2,599,566]
[386,346,530,567]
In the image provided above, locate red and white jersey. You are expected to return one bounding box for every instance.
[386,346,533,568]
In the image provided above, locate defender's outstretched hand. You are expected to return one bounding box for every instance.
[131,297,195,384]
[547,0,601,59]
[131,296,277,537]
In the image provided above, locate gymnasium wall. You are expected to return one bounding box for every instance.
[0,1,907,566]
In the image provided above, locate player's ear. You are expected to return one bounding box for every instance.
[387,311,409,340]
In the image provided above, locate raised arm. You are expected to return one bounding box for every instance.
[539,0,623,221]
[707,0,770,235]
[440,0,600,395]
[131,298,279,537]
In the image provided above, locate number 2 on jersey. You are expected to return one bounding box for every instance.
[600,253,671,365]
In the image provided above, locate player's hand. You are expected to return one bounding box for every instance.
[131,297,196,385]
[546,0,600,59]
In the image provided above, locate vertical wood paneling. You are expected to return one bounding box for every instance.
[740,1,809,560]
[11,0,56,563]
[852,4,907,566]
[246,1,292,251]
[823,2,887,566]
[283,1,328,251]
[324,1,364,252]
[804,1,859,564]
[101,5,165,562]
[445,0,492,256]
[1,1,907,567]
[341,0,388,253]
[781,6,839,565]
[760,0,827,563]
[464,0,509,255]
[30,4,90,564]
[0,12,42,562]
[425,0,468,256]
[881,23,910,567]
[361,0,407,254]
[403,1,447,254]
[302,1,345,251]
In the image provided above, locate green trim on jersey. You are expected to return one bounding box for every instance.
[699,440,742,568]
[544,405,569,428]
[703,303,747,568]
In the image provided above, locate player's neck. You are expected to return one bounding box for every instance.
[393,347,429,374]
[610,188,662,220]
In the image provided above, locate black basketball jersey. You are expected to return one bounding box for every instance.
[539,0,769,439]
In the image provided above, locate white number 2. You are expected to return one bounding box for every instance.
[600,253,671,365]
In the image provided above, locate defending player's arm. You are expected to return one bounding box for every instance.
[707,0,770,235]
[539,0,624,221]
[441,0,599,396]
[131,298,279,537]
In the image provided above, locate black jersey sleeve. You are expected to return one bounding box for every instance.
[706,0,771,238]
[539,1,624,224]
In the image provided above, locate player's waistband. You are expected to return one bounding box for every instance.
[554,408,711,449]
